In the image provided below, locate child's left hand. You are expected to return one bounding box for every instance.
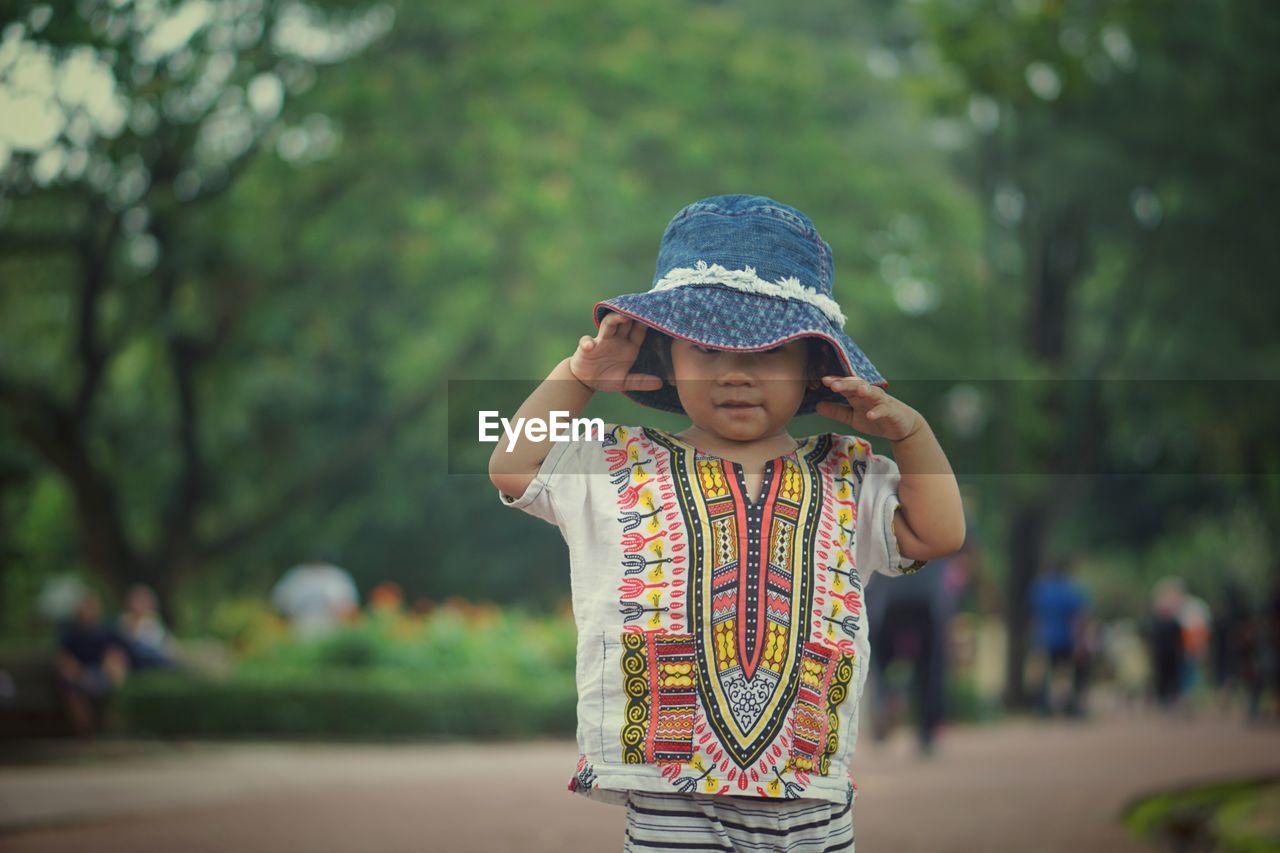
[815,375,923,442]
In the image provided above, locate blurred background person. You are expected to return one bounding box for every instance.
[1101,617,1151,715]
[1029,557,1090,718]
[1177,590,1213,712]
[866,535,975,757]
[1071,609,1100,719]
[53,589,131,736]
[115,583,180,671]
[1149,577,1187,714]
[1262,575,1280,722]
[1210,583,1248,694]
[1209,582,1258,718]
[1231,600,1265,723]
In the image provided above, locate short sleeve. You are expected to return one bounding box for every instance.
[494,422,615,528]
[854,442,928,578]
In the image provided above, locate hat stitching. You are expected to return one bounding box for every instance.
[672,203,815,237]
[758,205,811,233]
[651,260,847,327]
[667,204,830,290]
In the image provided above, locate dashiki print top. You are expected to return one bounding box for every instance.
[497,424,926,808]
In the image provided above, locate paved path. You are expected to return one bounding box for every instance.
[2,709,1277,852]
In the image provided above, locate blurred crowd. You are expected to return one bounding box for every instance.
[25,553,1280,742]
[52,584,180,736]
[1052,570,1280,724]
[866,548,1280,758]
[43,558,362,735]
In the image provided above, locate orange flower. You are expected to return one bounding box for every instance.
[369,581,404,612]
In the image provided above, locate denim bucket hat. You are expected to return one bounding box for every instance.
[593,194,887,416]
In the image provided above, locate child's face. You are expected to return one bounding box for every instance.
[666,339,809,444]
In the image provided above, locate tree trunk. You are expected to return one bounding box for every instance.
[1004,499,1047,707]
[1003,205,1090,709]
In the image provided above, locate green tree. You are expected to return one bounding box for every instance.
[918,0,1280,704]
[0,0,392,622]
[2,0,982,627]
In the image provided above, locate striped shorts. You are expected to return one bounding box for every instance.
[622,790,855,852]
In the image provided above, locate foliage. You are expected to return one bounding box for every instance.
[1,0,1276,659]
[113,601,578,737]
[235,600,576,679]
[1079,505,1273,621]
[1124,777,1280,853]
[1,0,980,625]
[902,0,1280,703]
[113,667,576,738]
[203,595,292,656]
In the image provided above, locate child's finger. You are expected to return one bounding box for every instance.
[597,314,622,343]
[823,375,881,397]
[603,313,629,337]
[825,376,873,405]
[848,378,878,399]
[625,372,664,391]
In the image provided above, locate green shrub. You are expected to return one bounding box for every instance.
[204,596,291,656]
[1124,777,1280,852]
[113,605,579,739]
[114,668,576,738]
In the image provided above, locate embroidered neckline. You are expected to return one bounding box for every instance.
[644,427,811,469]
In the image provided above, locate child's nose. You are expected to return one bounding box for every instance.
[718,356,759,382]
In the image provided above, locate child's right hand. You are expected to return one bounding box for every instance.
[569,313,664,393]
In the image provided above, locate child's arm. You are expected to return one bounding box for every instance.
[817,375,966,562]
[488,357,594,502]
[488,313,663,502]
[886,419,966,561]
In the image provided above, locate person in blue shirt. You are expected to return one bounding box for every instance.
[1029,557,1090,718]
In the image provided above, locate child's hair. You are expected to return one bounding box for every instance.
[648,332,842,387]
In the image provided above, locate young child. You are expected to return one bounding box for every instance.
[490,194,965,851]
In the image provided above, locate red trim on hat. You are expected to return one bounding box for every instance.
[591,300,890,389]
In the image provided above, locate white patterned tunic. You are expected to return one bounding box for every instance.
[497,424,924,810]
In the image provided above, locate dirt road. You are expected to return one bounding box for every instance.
[2,710,1277,852]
